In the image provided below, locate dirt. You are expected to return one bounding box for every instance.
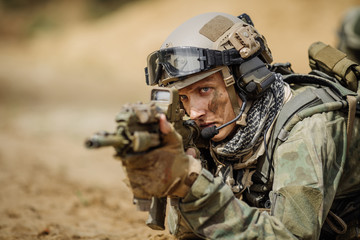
[0,0,358,239]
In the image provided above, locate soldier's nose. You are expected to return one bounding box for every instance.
[189,108,205,120]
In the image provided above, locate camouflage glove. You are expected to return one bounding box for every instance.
[121,115,201,199]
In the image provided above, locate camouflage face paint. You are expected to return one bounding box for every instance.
[208,89,220,113]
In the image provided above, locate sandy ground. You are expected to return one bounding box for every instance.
[0,0,359,239]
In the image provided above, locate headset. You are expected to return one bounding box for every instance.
[201,13,277,139]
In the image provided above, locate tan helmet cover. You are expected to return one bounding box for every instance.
[158,12,272,88]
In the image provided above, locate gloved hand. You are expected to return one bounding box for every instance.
[121,114,201,199]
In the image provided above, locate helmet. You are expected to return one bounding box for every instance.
[338,7,360,63]
[145,12,275,100]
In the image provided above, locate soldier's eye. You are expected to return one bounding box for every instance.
[200,87,211,94]
[180,95,188,102]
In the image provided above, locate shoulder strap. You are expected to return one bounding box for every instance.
[273,87,336,142]
[273,74,359,142]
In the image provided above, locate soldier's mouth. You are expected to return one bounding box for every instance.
[199,122,216,129]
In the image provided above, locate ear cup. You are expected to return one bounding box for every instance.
[234,57,276,99]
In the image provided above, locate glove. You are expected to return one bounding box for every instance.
[121,114,201,199]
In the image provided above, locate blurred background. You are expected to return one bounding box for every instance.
[0,0,359,239]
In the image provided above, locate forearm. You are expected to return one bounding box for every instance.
[178,169,297,240]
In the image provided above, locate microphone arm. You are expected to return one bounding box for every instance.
[201,92,247,139]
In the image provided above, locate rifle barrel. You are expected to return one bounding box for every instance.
[85,133,129,149]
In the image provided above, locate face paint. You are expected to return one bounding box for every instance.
[209,90,220,113]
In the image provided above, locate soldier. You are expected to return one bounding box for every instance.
[122,12,360,239]
[338,6,360,64]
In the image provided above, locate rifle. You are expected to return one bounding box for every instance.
[85,87,203,230]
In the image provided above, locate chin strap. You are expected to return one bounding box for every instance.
[221,67,242,116]
[200,67,250,140]
[220,66,251,127]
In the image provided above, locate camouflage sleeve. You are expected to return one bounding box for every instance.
[270,111,347,239]
[178,111,348,240]
[179,169,297,239]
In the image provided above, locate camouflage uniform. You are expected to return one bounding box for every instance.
[167,84,360,240]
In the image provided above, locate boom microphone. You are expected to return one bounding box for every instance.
[200,125,219,139]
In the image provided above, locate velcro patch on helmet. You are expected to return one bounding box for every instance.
[199,15,234,42]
